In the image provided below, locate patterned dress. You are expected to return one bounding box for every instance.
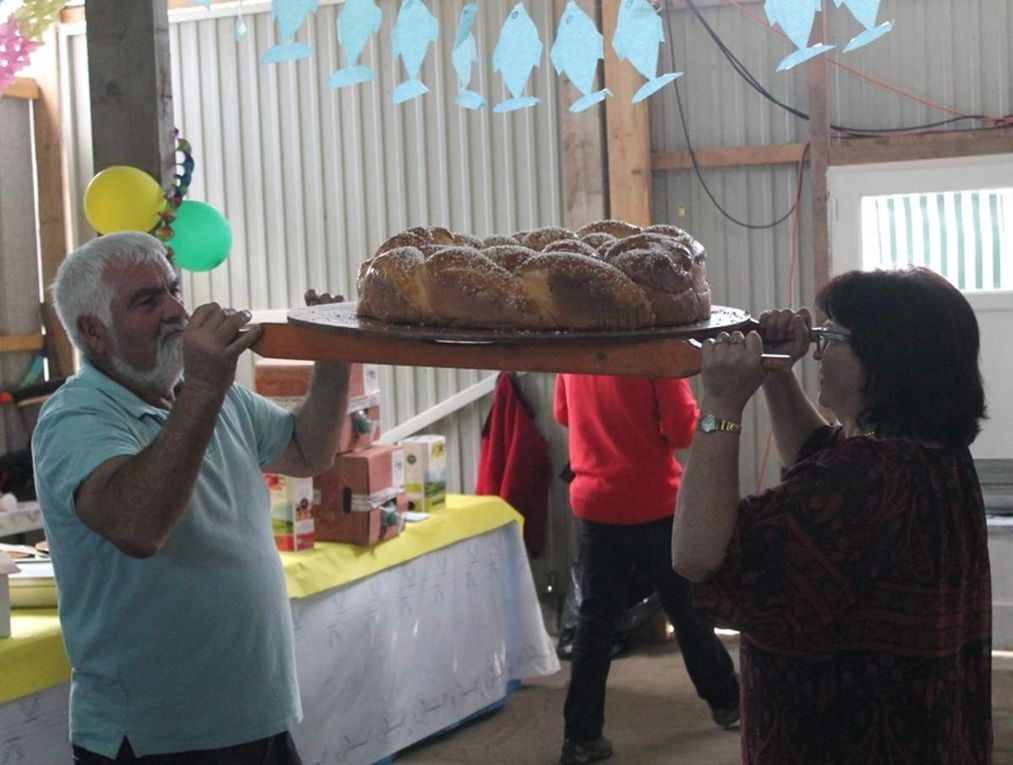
[694,426,992,764]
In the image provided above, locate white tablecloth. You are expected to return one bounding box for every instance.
[0,522,560,764]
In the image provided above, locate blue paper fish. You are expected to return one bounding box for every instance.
[551,0,611,112]
[453,4,485,109]
[328,0,383,90]
[234,0,248,40]
[261,0,318,64]
[612,0,682,103]
[764,0,834,71]
[492,3,543,113]
[834,0,893,52]
[392,0,439,103]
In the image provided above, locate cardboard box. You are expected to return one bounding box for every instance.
[338,404,382,454]
[313,490,407,546]
[319,444,405,498]
[312,445,406,545]
[266,473,315,551]
[254,361,381,412]
[254,361,382,453]
[399,436,447,512]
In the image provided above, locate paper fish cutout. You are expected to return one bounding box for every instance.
[764,0,834,71]
[261,0,318,64]
[612,0,682,103]
[551,0,610,112]
[492,2,543,113]
[12,0,68,41]
[834,0,893,52]
[452,3,485,109]
[329,0,383,89]
[392,0,439,103]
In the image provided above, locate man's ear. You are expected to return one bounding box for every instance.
[77,315,108,359]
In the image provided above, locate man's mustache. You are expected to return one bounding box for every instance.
[158,320,188,342]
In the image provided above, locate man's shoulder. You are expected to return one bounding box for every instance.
[37,372,110,418]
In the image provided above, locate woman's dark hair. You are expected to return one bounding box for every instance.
[816,267,986,447]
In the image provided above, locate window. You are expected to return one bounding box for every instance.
[860,188,1011,292]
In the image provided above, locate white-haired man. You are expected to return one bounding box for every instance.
[32,232,350,764]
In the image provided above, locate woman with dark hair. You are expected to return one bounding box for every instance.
[672,267,992,764]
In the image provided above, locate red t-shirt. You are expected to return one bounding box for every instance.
[554,374,699,525]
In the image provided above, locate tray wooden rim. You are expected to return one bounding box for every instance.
[286,302,755,345]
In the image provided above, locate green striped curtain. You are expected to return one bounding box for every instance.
[861,189,1012,291]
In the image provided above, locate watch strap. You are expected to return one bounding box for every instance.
[698,414,742,434]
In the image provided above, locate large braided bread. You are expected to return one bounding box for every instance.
[355,220,711,331]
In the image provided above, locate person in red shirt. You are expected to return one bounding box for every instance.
[555,374,740,765]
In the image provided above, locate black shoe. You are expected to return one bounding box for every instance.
[710,700,740,728]
[560,735,613,764]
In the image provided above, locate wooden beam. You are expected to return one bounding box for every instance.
[602,0,652,227]
[85,0,176,189]
[32,26,75,378]
[1,78,39,100]
[63,0,245,22]
[807,5,831,293]
[0,335,45,354]
[830,129,1013,166]
[654,142,808,171]
[556,0,608,230]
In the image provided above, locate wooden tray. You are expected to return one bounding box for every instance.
[252,302,781,378]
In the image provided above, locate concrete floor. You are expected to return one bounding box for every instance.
[396,636,1013,765]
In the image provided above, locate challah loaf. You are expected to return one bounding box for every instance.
[356,221,712,330]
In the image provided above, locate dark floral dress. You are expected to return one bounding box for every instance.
[694,426,992,764]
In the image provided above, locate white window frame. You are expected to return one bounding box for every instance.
[828,153,1013,461]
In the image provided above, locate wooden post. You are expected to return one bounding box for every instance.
[555,0,608,230]
[807,3,832,292]
[602,0,653,227]
[32,29,75,378]
[84,0,176,189]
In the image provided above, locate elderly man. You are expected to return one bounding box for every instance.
[32,232,350,764]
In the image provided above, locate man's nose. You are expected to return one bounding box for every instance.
[164,292,188,319]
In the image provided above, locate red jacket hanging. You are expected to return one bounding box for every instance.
[476,372,551,556]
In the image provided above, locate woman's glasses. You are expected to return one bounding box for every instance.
[811,325,851,355]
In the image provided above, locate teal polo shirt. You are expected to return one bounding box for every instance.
[32,363,300,757]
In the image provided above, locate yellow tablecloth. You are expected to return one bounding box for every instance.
[0,495,521,705]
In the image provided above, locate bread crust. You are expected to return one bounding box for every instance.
[357,221,713,330]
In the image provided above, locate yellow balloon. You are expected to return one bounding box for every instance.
[84,166,166,234]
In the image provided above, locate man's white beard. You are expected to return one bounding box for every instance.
[110,326,185,392]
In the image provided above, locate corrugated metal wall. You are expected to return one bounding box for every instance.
[52,0,1012,591]
[57,0,575,589]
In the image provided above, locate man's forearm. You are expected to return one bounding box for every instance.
[287,361,351,475]
[78,382,227,557]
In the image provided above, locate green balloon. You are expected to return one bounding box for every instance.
[170,200,232,272]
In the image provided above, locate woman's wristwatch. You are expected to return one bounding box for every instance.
[697,414,741,434]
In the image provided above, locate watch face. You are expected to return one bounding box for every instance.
[700,414,717,432]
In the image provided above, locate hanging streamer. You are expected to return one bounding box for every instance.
[154,130,196,260]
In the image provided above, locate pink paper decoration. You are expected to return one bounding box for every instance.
[0,15,40,92]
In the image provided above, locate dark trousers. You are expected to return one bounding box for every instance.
[72,732,301,765]
[563,516,740,743]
